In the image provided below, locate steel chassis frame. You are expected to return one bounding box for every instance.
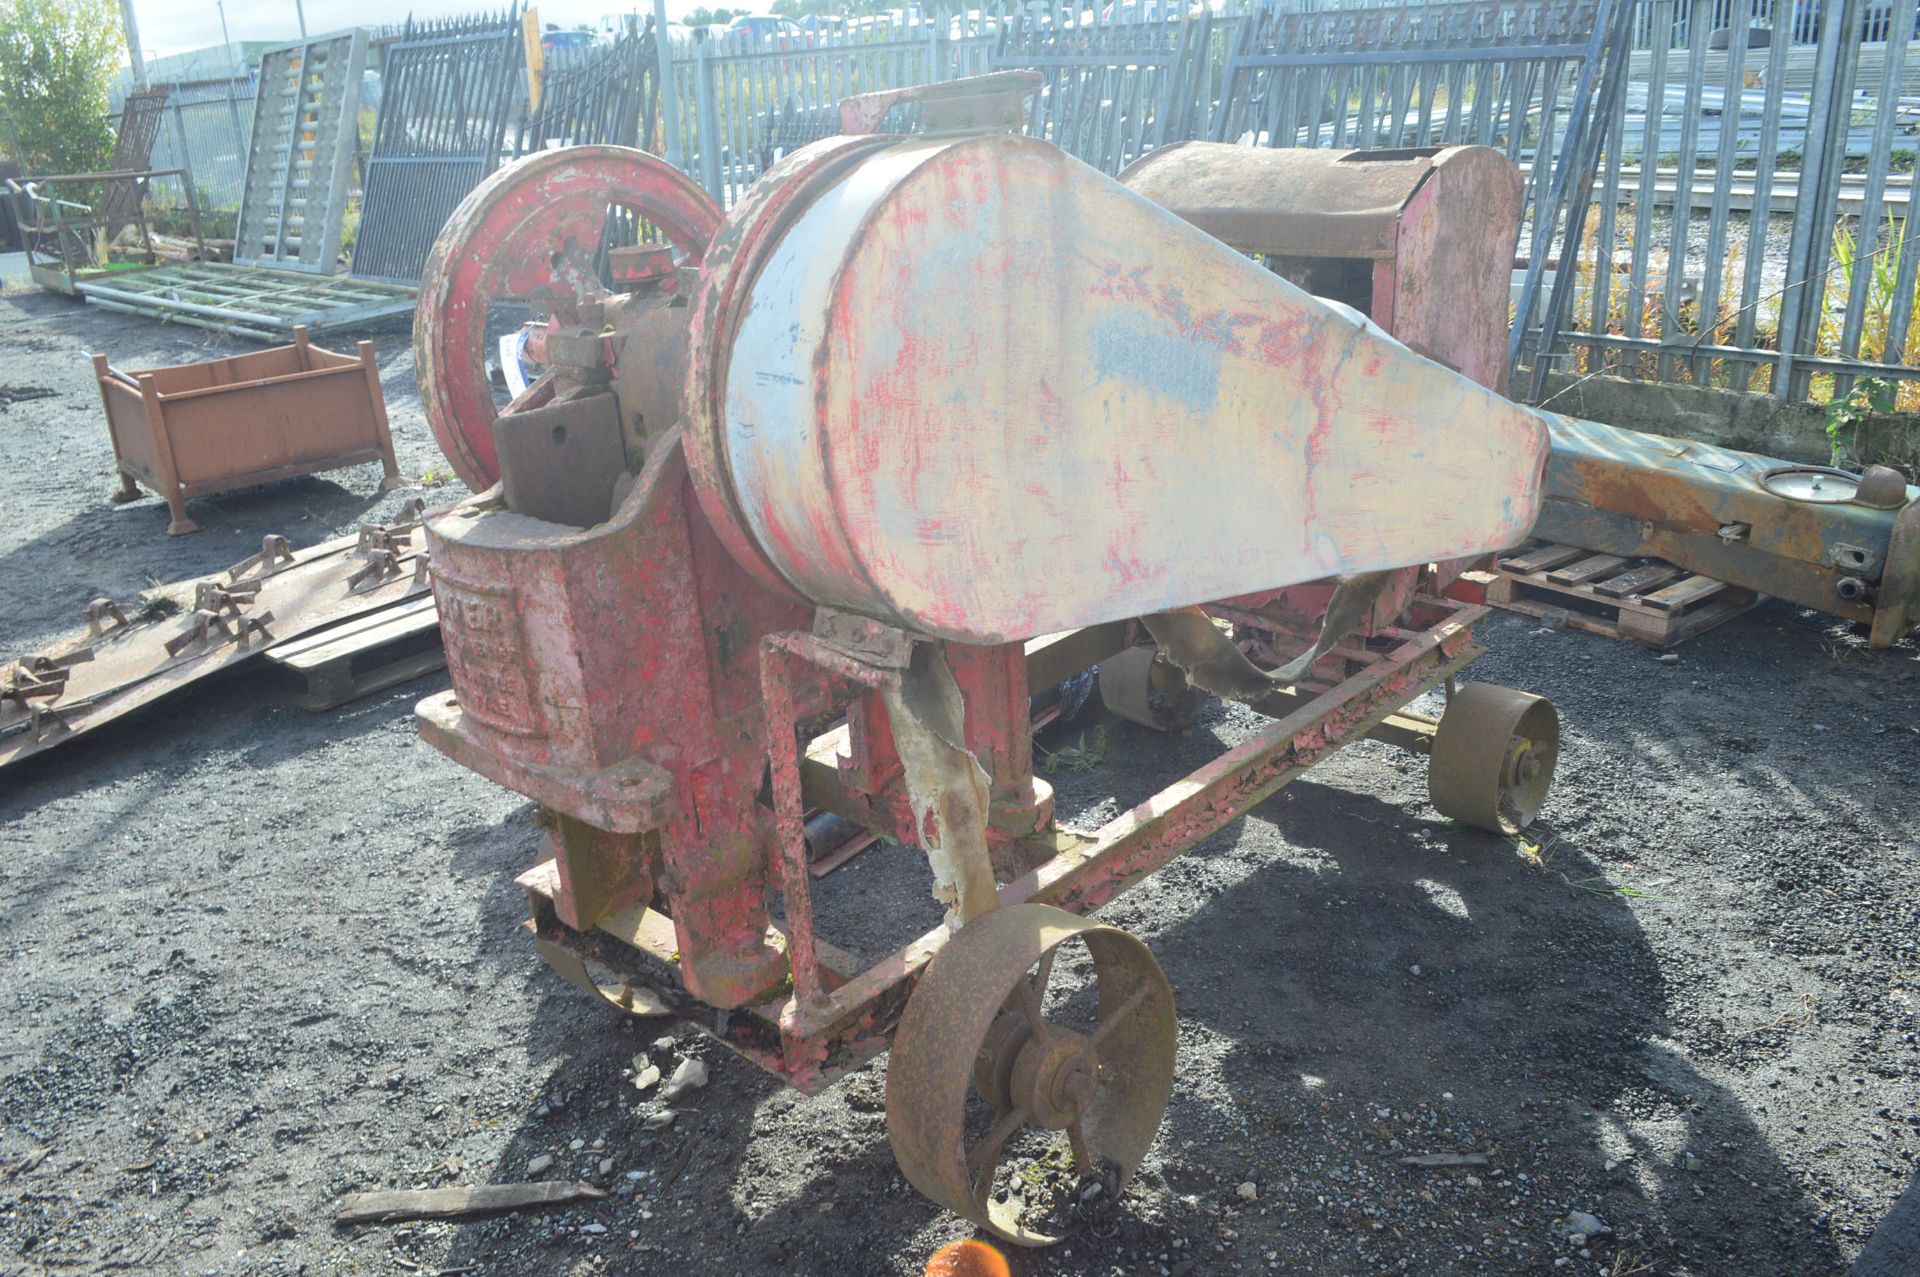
[519,592,1483,1093]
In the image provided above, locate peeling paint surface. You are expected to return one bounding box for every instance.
[712,133,1549,644]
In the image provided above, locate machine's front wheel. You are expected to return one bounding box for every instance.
[1427,682,1559,835]
[885,904,1175,1246]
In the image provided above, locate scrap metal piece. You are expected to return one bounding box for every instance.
[880,642,999,928]
[1536,415,1920,646]
[885,903,1175,1247]
[194,581,258,615]
[1428,683,1560,836]
[234,611,274,649]
[2,663,68,706]
[491,391,628,527]
[2,529,434,771]
[347,550,402,593]
[336,1181,606,1225]
[28,700,75,741]
[531,932,672,1018]
[164,608,234,658]
[1139,572,1393,703]
[838,70,1041,135]
[1097,644,1206,733]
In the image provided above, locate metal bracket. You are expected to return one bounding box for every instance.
[84,598,129,637]
[347,550,402,593]
[227,534,294,582]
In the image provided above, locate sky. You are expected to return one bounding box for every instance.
[126,0,703,58]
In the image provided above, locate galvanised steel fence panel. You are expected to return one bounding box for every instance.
[352,9,523,284]
[234,30,367,274]
[1555,0,1920,402]
[143,78,256,217]
[663,22,999,208]
[990,5,1223,174]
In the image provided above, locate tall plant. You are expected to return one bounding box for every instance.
[0,0,123,173]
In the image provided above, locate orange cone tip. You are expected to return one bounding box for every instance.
[924,1238,1010,1277]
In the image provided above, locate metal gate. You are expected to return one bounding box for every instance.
[514,22,657,155]
[234,30,366,274]
[351,10,523,284]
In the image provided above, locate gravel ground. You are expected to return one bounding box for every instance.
[1,280,1917,1277]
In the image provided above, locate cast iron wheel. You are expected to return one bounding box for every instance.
[1427,682,1559,835]
[885,903,1176,1246]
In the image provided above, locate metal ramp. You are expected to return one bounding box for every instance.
[233,29,366,274]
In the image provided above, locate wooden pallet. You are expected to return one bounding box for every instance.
[267,595,443,710]
[1488,542,1759,648]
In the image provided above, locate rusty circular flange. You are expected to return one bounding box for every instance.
[413,145,723,492]
[885,903,1176,1247]
[681,133,901,600]
[1428,682,1560,835]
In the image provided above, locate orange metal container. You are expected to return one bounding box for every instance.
[93,324,403,534]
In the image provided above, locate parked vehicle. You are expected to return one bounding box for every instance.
[726,14,806,46]
[539,25,599,73]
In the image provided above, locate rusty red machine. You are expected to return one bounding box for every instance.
[410,75,1561,1243]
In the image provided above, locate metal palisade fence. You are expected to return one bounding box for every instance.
[1557,0,1920,404]
[76,0,1920,405]
[654,0,1920,404]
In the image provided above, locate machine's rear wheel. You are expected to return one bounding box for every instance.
[1428,682,1559,835]
[885,903,1175,1246]
[414,146,723,491]
[1097,644,1208,732]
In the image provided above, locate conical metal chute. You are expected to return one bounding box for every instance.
[686,130,1551,645]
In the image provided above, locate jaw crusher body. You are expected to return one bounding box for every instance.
[409,84,1561,1246]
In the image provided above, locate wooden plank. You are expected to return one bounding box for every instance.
[268,596,437,669]
[1498,543,1587,574]
[1642,574,1731,613]
[336,1181,606,1225]
[1591,562,1682,598]
[1544,552,1629,587]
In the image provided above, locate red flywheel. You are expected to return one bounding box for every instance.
[413,146,723,491]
